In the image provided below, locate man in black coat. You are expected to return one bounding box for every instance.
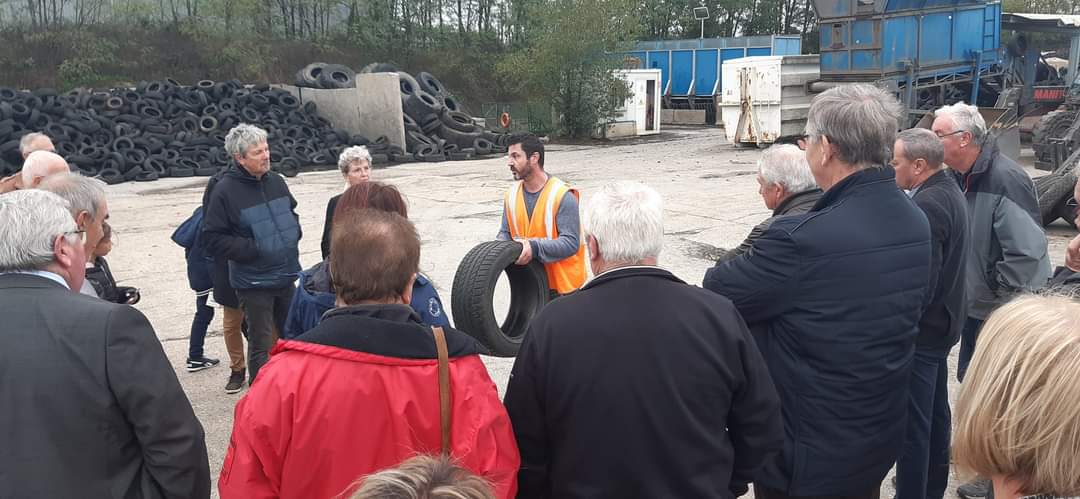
[203,124,302,385]
[891,128,969,499]
[504,181,783,499]
[704,84,932,499]
[720,143,822,262]
[0,189,210,499]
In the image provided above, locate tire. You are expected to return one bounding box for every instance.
[402,91,443,121]
[440,110,477,133]
[451,240,550,356]
[441,95,463,113]
[398,72,421,96]
[1033,110,1077,163]
[1035,173,1076,226]
[316,64,356,89]
[438,124,482,149]
[416,72,448,97]
[295,63,327,87]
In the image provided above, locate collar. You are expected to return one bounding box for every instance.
[583,265,683,291]
[297,303,481,359]
[773,188,823,216]
[321,303,421,323]
[812,166,895,211]
[0,270,70,289]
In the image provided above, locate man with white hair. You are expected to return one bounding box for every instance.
[720,144,821,261]
[0,189,210,498]
[20,131,55,160]
[38,172,109,297]
[932,101,1050,499]
[891,128,969,499]
[202,123,301,387]
[504,181,782,498]
[0,149,69,194]
[704,84,932,499]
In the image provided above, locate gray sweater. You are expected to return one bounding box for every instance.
[496,186,581,263]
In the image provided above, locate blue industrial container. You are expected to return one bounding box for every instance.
[621,35,802,98]
[816,0,1001,82]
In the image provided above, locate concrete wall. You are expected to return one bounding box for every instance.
[278,73,405,151]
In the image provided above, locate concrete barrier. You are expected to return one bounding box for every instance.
[278,73,405,151]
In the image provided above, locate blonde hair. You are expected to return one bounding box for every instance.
[953,294,1080,496]
[345,455,494,499]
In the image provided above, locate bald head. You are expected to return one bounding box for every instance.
[21,151,71,189]
[20,133,55,160]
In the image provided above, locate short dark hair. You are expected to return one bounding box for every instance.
[330,209,419,304]
[507,132,544,168]
[334,181,408,221]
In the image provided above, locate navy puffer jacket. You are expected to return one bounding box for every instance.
[703,166,932,496]
[201,164,301,290]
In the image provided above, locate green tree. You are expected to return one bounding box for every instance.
[498,0,639,137]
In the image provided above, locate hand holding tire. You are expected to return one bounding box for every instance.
[514,239,534,265]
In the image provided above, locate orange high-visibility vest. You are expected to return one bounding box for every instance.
[504,177,587,294]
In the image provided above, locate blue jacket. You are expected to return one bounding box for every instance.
[283,261,450,339]
[201,165,301,290]
[703,167,932,496]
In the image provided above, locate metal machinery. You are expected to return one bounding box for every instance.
[810,0,1004,123]
[621,35,803,124]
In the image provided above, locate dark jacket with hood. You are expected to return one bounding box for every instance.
[952,140,1051,319]
[703,167,932,496]
[201,164,301,290]
[911,169,969,352]
[720,188,823,262]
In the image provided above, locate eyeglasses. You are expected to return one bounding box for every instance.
[935,130,965,139]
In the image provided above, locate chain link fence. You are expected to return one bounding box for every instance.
[478,102,554,135]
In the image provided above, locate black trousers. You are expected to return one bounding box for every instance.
[755,484,881,499]
[236,285,295,383]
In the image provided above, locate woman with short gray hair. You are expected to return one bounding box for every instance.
[321,145,373,259]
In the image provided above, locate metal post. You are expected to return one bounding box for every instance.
[701,19,705,39]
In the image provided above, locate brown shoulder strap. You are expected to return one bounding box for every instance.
[432,326,451,454]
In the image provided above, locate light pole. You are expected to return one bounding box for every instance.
[694,5,709,39]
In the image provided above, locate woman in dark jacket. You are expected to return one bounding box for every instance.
[321,146,372,259]
[85,222,140,305]
[285,181,449,339]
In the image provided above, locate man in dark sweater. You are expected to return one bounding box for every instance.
[202,124,301,385]
[505,181,782,499]
[891,128,970,499]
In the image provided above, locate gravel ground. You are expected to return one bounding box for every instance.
[100,126,1073,498]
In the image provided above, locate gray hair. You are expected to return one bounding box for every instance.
[38,172,107,221]
[896,128,945,169]
[338,146,373,175]
[805,83,904,168]
[348,454,495,499]
[935,102,987,144]
[759,144,817,193]
[21,150,69,185]
[224,123,268,158]
[19,132,53,156]
[0,189,79,272]
[584,181,664,264]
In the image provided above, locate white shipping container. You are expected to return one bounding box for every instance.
[611,69,662,136]
[719,55,819,146]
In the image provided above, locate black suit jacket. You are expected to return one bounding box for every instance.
[0,273,210,499]
[504,267,783,499]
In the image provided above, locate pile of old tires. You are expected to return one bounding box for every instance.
[293,62,357,90]
[397,70,510,162]
[0,78,381,184]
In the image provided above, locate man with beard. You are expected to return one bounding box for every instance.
[496,133,587,297]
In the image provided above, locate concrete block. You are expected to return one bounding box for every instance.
[278,73,406,151]
[672,109,706,124]
[601,121,637,139]
[661,109,676,123]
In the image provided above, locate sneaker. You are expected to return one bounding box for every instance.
[225,369,246,394]
[957,477,992,499]
[186,356,220,372]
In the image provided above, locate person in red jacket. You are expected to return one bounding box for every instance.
[218,208,519,499]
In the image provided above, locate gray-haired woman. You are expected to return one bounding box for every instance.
[321,146,372,258]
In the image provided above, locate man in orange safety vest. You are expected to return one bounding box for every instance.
[496,133,587,296]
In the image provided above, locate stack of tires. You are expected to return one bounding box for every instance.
[294,63,357,90]
[396,70,510,162]
[0,79,378,184]
[1035,167,1078,228]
